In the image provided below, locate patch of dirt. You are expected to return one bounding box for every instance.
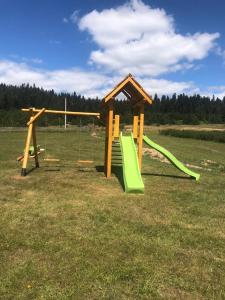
[200,159,225,170]
[180,126,225,132]
[142,148,212,171]
[201,159,217,166]
[91,132,100,138]
[145,125,225,132]
[160,287,204,300]
[186,163,204,170]
[186,163,211,171]
[11,175,28,180]
[142,147,169,163]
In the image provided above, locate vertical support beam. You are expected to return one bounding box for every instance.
[133,114,139,139]
[21,117,34,176]
[138,104,144,170]
[104,101,114,178]
[113,114,120,139]
[32,123,39,168]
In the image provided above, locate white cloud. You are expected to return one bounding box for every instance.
[70,10,79,23]
[78,0,219,76]
[0,59,200,98]
[63,17,69,23]
[0,60,111,97]
[0,1,223,99]
[202,85,225,99]
[8,54,43,64]
[22,57,43,64]
[216,46,225,64]
[137,77,195,96]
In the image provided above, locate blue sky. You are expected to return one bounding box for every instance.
[0,0,225,98]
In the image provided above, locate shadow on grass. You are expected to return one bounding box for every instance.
[142,172,193,180]
[112,166,125,191]
[95,165,125,191]
[26,165,61,174]
[41,163,97,173]
[26,166,38,175]
[95,165,104,173]
[44,168,61,172]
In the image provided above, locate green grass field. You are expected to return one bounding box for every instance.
[1,126,225,299]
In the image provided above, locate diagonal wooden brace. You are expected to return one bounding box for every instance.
[27,108,45,126]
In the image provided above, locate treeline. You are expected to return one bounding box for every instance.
[0,83,225,126]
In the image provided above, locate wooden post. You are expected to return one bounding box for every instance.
[138,104,144,170]
[32,123,39,168]
[133,114,139,139]
[104,101,114,178]
[21,117,34,176]
[113,114,120,139]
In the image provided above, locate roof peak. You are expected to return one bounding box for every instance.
[103,74,153,105]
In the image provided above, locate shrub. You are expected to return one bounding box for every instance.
[160,129,225,143]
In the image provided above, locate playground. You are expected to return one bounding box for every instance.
[17,75,200,193]
[1,123,225,298]
[0,76,225,298]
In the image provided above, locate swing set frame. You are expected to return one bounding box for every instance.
[20,107,100,176]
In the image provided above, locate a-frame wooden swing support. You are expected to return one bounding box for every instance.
[21,107,100,176]
[21,108,46,176]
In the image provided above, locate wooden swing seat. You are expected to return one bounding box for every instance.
[77,160,94,164]
[44,158,60,162]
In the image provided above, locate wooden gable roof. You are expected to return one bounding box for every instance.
[103,74,153,106]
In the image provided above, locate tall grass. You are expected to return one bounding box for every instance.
[160,129,225,143]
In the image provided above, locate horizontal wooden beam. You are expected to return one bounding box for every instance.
[22,108,100,117]
[27,108,46,125]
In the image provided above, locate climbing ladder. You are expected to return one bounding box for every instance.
[111,140,122,167]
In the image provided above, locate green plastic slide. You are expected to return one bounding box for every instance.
[120,133,144,193]
[143,135,200,181]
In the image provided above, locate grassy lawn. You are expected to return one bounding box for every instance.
[0,126,225,299]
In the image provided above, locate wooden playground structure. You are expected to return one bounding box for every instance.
[20,74,153,177]
[102,74,152,177]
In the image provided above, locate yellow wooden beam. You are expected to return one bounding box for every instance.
[106,106,113,178]
[104,77,130,102]
[27,108,46,125]
[133,115,139,139]
[113,115,120,138]
[22,108,100,117]
[138,105,144,170]
[104,102,114,178]
[129,78,152,104]
[103,74,153,105]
